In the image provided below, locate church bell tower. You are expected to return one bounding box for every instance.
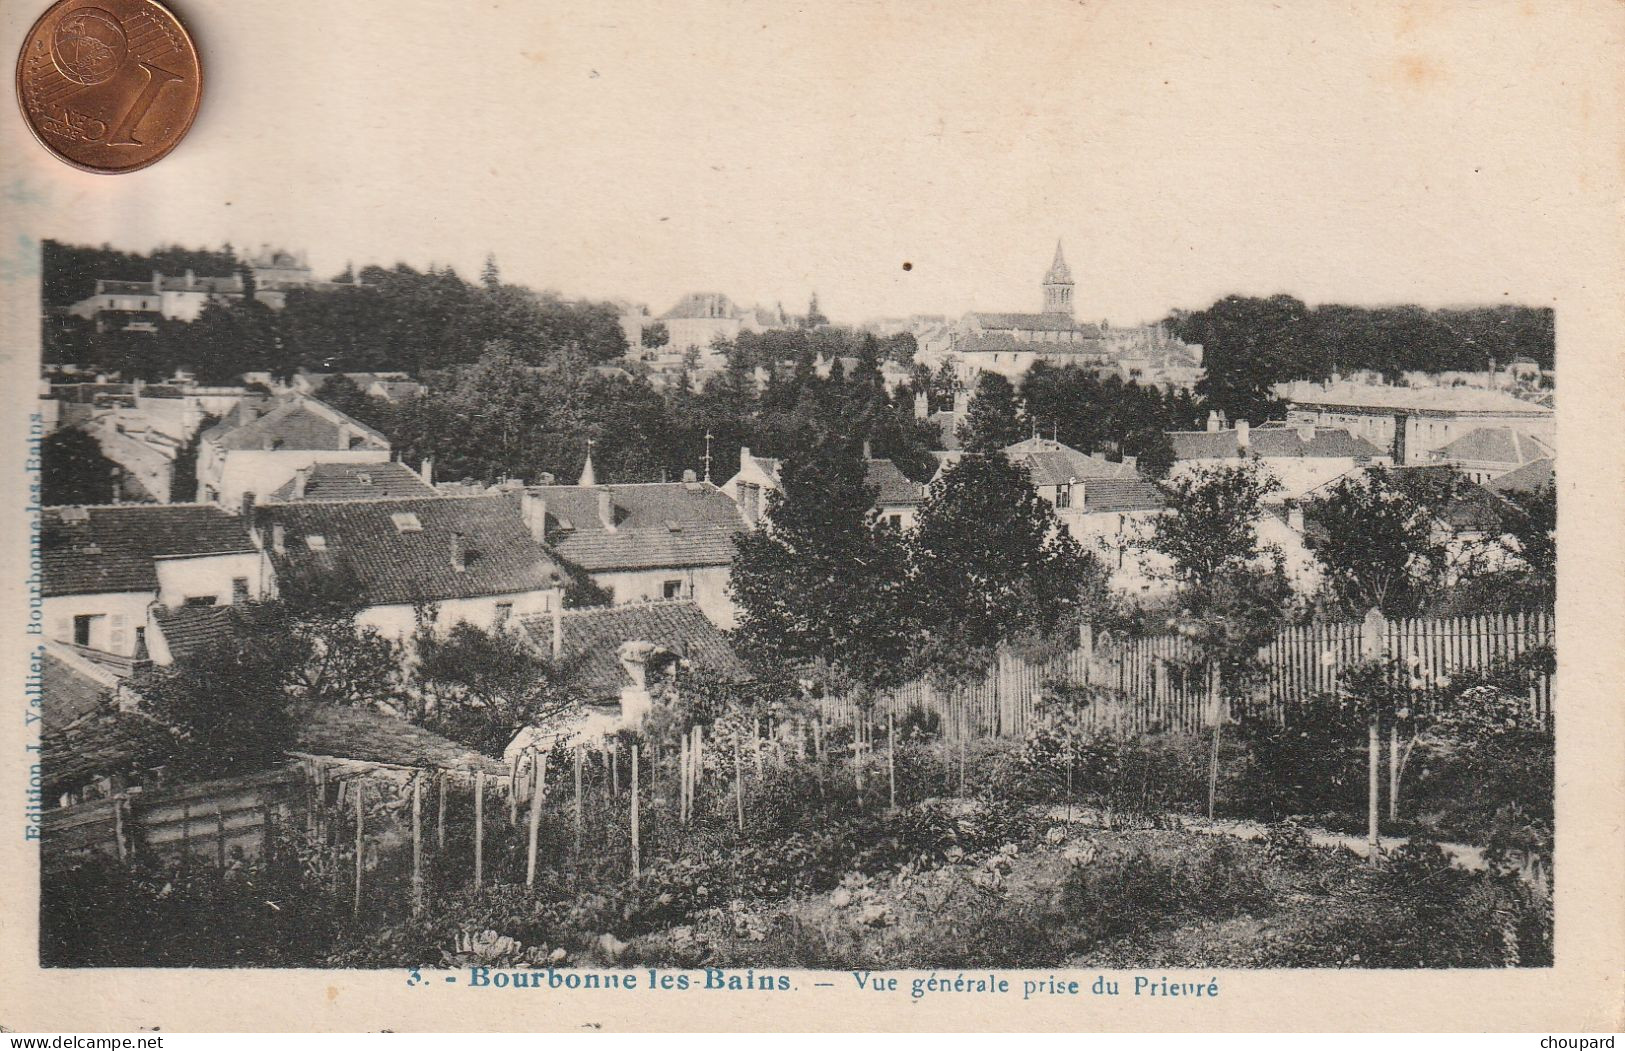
[1042,239,1074,317]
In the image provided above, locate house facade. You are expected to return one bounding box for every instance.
[519,480,744,628]
[1166,416,1389,501]
[40,504,271,671]
[1279,381,1555,466]
[196,394,391,509]
[255,494,565,641]
[719,445,928,532]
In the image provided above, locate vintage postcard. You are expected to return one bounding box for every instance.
[1,0,1621,1034]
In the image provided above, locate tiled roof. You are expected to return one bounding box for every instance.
[256,495,563,606]
[1168,426,1383,461]
[1081,478,1167,513]
[1485,457,1554,495]
[202,394,389,452]
[42,504,257,597]
[968,312,1103,336]
[1433,426,1552,466]
[289,703,508,773]
[150,604,243,664]
[526,483,742,572]
[1005,438,1137,485]
[41,646,121,733]
[41,710,171,797]
[1280,381,1554,416]
[865,459,924,507]
[268,461,438,502]
[522,600,751,700]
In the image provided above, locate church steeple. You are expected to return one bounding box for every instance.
[1042,239,1074,316]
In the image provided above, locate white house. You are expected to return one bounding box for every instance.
[1166,415,1389,502]
[41,504,272,673]
[254,494,566,641]
[719,445,928,532]
[196,393,391,509]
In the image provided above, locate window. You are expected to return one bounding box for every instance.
[231,577,250,604]
[390,512,422,533]
[184,596,218,607]
[72,614,98,647]
[306,535,328,551]
[1055,485,1072,510]
[662,579,684,600]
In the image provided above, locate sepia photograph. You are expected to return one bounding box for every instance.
[3,0,1621,1035]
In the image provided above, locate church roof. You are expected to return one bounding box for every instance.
[1044,240,1072,284]
[966,312,1102,336]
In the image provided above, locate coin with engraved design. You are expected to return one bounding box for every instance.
[16,0,201,173]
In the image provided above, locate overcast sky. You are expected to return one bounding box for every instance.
[3,0,1612,325]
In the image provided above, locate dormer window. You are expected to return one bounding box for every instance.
[391,512,422,533]
[306,535,327,551]
[665,519,683,533]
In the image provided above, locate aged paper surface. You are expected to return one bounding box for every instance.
[1,0,1622,1032]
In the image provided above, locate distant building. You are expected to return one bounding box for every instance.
[255,494,565,640]
[1279,380,1554,466]
[265,460,438,503]
[1426,426,1554,484]
[41,504,271,672]
[1166,414,1389,501]
[1483,456,1554,496]
[66,249,362,331]
[517,479,744,628]
[196,394,391,509]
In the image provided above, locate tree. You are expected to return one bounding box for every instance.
[1169,294,1306,424]
[1143,460,1282,588]
[957,371,1024,452]
[1304,466,1452,616]
[729,437,917,696]
[1495,482,1555,607]
[641,321,669,351]
[480,253,501,291]
[41,428,118,505]
[804,292,828,329]
[410,618,570,756]
[910,451,1107,681]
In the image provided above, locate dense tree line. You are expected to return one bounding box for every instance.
[1166,295,1555,425]
[40,239,240,309]
[43,244,629,383]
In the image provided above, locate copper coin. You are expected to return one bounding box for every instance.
[15,0,201,174]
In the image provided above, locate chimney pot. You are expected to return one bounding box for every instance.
[1206,410,1220,433]
[597,487,616,532]
[740,445,751,464]
[240,490,256,517]
[522,490,548,544]
[683,469,697,483]
[419,457,434,486]
[450,531,467,571]
[292,466,310,500]
[1236,420,1250,449]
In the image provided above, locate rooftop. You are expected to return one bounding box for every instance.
[1484,457,1555,495]
[42,504,258,597]
[1005,437,1141,485]
[202,394,389,453]
[523,482,742,572]
[1432,426,1553,466]
[967,311,1104,336]
[1079,477,1167,514]
[289,703,507,774]
[268,461,438,502]
[522,600,751,701]
[256,495,563,606]
[1280,380,1554,416]
[864,459,925,507]
[1167,426,1385,461]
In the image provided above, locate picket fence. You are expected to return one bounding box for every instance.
[827,611,1554,740]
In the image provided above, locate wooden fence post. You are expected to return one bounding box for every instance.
[1362,606,1385,866]
[630,745,641,882]
[436,773,446,851]
[679,731,691,825]
[411,775,423,914]
[573,746,584,863]
[887,709,896,809]
[111,796,128,861]
[1389,721,1401,822]
[734,730,746,830]
[474,769,485,890]
[525,752,547,887]
[1206,664,1222,821]
[352,779,364,917]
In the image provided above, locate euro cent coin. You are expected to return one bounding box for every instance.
[15,0,202,173]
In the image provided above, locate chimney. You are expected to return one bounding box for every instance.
[272,523,285,554]
[521,490,548,543]
[1206,410,1221,433]
[597,487,617,532]
[419,457,434,486]
[1090,451,1106,462]
[914,391,929,420]
[336,423,352,449]
[240,490,256,517]
[1123,455,1138,471]
[292,466,309,499]
[1236,420,1250,449]
[682,469,697,483]
[450,531,467,571]
[862,439,872,461]
[740,445,751,466]
[538,471,556,485]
